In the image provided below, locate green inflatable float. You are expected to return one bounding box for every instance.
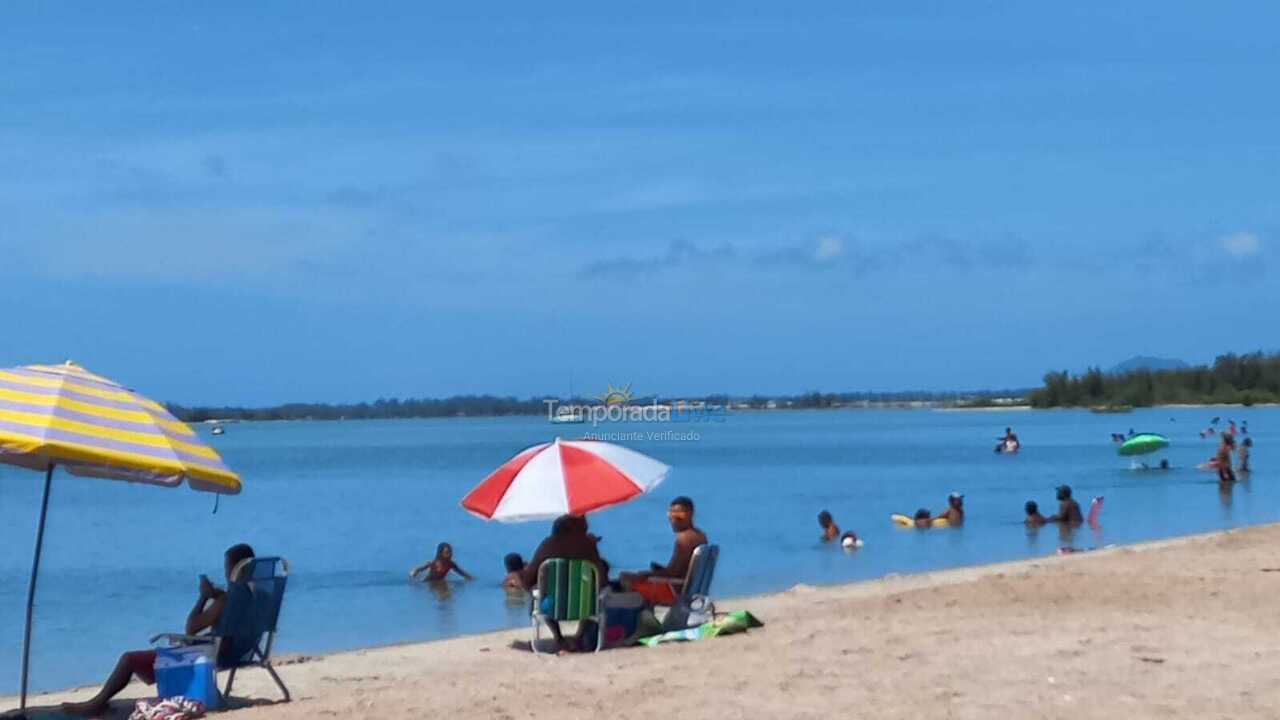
[1118,433,1170,456]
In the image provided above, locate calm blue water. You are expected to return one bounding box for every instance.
[0,407,1272,693]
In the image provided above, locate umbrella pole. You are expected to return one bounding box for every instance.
[19,463,54,711]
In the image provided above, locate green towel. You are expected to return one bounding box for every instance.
[639,611,763,647]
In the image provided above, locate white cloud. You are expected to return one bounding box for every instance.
[1220,231,1261,258]
[813,236,845,262]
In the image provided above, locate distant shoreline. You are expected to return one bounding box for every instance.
[180,399,1280,427]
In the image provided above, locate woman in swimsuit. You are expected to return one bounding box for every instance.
[1216,435,1237,484]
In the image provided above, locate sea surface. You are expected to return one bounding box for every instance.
[0,407,1272,694]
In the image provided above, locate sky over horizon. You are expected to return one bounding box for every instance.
[2,3,1277,405]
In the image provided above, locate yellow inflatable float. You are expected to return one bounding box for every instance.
[890,514,950,528]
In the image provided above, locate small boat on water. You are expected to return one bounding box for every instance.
[1091,405,1134,414]
[211,425,225,436]
[550,407,586,424]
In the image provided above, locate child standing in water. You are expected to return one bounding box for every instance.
[1239,437,1252,473]
[502,553,526,590]
[410,542,474,582]
[1024,500,1047,527]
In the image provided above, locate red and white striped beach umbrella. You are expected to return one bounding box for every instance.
[461,438,670,522]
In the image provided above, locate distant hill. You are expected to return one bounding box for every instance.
[1110,355,1190,374]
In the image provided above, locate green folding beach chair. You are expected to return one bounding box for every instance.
[531,558,606,654]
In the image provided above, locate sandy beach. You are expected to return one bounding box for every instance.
[8,523,1280,720]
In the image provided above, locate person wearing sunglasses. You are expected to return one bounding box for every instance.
[620,496,708,606]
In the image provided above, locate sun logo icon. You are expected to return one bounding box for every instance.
[598,383,634,406]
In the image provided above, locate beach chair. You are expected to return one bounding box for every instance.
[531,558,606,654]
[154,556,292,702]
[658,544,719,631]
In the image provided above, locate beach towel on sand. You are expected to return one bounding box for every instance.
[638,611,763,647]
[128,697,206,720]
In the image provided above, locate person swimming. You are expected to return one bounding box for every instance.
[1024,500,1047,527]
[818,510,841,542]
[995,427,1021,453]
[912,508,933,529]
[410,542,474,582]
[840,531,863,549]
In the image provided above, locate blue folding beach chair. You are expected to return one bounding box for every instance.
[658,544,719,631]
[155,556,292,702]
[531,558,607,654]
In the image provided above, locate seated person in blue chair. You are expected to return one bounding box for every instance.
[619,496,708,606]
[63,544,256,717]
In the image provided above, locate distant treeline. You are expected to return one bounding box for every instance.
[166,389,1026,423]
[168,396,550,422]
[1029,352,1280,408]
[740,390,1027,409]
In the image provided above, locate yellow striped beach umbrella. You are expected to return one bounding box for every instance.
[0,361,240,712]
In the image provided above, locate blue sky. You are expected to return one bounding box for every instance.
[1,3,1276,405]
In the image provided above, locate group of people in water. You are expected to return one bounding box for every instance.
[818,422,1201,550]
[1112,416,1256,479]
[911,492,966,528]
[1192,416,1253,481]
[412,495,709,653]
[1199,417,1248,439]
[1023,485,1085,527]
[1207,430,1252,483]
[819,483,1092,546]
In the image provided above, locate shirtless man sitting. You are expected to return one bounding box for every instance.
[621,496,708,605]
